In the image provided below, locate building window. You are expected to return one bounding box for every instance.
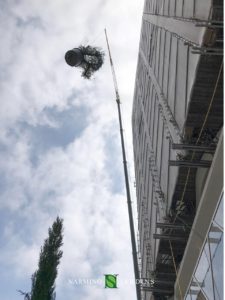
[185,193,224,300]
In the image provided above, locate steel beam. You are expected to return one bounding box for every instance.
[153,279,175,286]
[155,272,176,278]
[192,51,223,56]
[169,160,211,168]
[156,222,187,230]
[156,263,175,270]
[153,233,188,241]
[140,278,174,286]
[159,247,185,255]
[171,143,216,153]
[142,287,173,294]
[195,24,223,28]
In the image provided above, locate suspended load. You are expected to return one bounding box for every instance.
[65,45,104,79]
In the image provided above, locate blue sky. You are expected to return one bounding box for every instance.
[0,1,144,299]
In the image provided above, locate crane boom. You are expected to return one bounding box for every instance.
[104,29,120,103]
[104,28,142,300]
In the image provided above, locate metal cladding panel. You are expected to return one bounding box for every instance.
[154,28,161,79]
[158,30,165,87]
[169,0,176,16]
[156,116,163,179]
[175,39,188,129]
[176,0,183,16]
[183,0,195,18]
[163,32,171,98]
[160,128,170,200]
[144,0,212,20]
[167,35,177,115]
[153,103,159,154]
[195,0,212,19]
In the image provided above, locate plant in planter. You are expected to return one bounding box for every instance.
[65,45,104,79]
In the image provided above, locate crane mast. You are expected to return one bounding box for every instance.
[104,28,142,300]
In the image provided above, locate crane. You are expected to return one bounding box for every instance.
[104,28,142,300]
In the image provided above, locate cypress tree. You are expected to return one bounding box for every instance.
[29,217,63,300]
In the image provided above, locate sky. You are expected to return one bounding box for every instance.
[0,1,144,299]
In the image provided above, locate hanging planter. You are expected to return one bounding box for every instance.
[65,45,105,79]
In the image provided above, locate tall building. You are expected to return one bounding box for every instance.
[132,1,223,299]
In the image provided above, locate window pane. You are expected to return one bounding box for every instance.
[185,292,192,300]
[185,194,223,300]
[208,225,223,257]
[196,290,207,300]
[189,290,198,300]
[211,235,223,300]
[214,194,223,230]
[202,261,215,299]
[195,242,210,285]
[194,242,214,299]
[189,279,200,299]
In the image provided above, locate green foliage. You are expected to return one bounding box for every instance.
[30,217,63,300]
[78,45,104,79]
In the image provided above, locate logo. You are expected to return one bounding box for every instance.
[104,274,118,288]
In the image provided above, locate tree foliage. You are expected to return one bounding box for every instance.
[18,290,31,300]
[19,217,63,300]
[78,45,104,79]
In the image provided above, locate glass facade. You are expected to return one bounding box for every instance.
[185,193,224,300]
